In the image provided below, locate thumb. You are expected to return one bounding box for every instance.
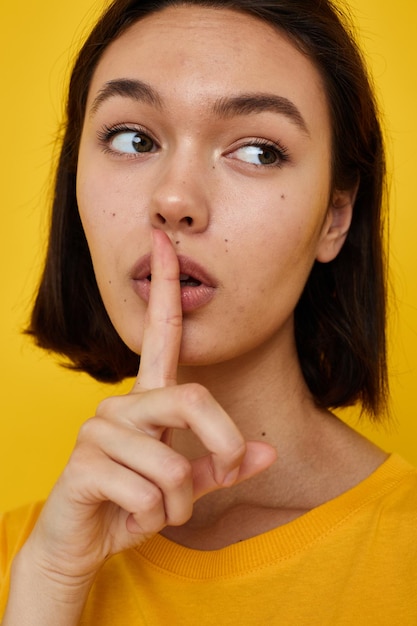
[191,441,277,501]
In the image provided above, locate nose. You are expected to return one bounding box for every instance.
[149,156,210,234]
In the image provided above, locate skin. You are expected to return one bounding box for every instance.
[76,6,346,367]
[3,7,387,624]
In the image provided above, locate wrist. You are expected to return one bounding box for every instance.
[2,545,96,626]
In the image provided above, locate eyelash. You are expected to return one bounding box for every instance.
[237,138,290,168]
[96,123,290,167]
[97,123,156,155]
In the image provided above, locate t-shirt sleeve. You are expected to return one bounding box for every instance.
[0,501,44,617]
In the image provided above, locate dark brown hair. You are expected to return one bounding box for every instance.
[28,0,388,417]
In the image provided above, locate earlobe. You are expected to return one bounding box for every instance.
[316,186,356,263]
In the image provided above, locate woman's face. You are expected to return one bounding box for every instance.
[77,5,352,366]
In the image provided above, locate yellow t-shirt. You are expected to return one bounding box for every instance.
[1,454,417,625]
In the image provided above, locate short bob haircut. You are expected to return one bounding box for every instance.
[28,0,388,418]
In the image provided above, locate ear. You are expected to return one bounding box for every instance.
[316,185,357,263]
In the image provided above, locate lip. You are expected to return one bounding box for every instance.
[130,253,218,313]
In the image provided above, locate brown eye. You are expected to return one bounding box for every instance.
[231,143,281,166]
[111,131,155,154]
[257,147,278,165]
[131,133,154,153]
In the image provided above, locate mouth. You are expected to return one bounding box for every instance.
[146,273,202,288]
[132,254,217,312]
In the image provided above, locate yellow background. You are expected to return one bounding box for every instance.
[1,0,416,511]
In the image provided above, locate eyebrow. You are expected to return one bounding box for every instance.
[89,78,309,135]
[212,93,309,135]
[90,78,163,115]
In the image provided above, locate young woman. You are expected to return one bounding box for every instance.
[2,0,416,623]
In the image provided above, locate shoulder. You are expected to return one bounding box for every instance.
[379,454,417,501]
[378,454,417,520]
[350,453,417,539]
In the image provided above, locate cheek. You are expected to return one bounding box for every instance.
[78,165,115,230]
[222,191,330,326]
[76,163,150,352]
[77,144,132,228]
[77,165,131,262]
[76,184,121,312]
[77,161,103,237]
[230,193,327,267]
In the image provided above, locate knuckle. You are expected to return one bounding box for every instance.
[76,415,116,446]
[162,455,192,490]
[139,484,163,513]
[76,416,102,443]
[164,310,183,329]
[62,442,96,487]
[147,307,182,330]
[167,504,193,527]
[179,382,211,408]
[96,395,119,418]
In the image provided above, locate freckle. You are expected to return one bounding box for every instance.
[123,299,127,303]
[175,241,180,245]
[224,239,228,243]
[108,280,112,284]
[112,212,116,217]
[281,194,285,200]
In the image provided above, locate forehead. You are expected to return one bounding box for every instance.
[88,5,330,135]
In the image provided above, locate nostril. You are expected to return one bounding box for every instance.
[154,213,193,226]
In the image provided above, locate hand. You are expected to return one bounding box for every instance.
[19,230,277,586]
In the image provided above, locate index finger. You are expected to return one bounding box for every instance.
[133,229,182,392]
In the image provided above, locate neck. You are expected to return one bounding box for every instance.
[174,329,320,461]
[165,329,387,550]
